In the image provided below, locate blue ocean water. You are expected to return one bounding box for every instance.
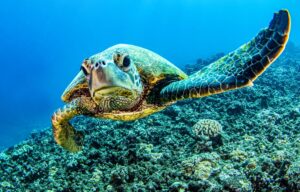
[0,0,299,149]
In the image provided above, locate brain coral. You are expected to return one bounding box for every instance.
[190,119,222,139]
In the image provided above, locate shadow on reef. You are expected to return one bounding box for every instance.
[0,43,300,191]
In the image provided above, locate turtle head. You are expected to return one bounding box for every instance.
[79,51,143,111]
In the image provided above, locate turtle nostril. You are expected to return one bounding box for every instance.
[95,60,106,68]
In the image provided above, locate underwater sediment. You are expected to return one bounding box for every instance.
[0,43,299,191]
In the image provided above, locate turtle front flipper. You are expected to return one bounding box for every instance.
[52,97,96,152]
[160,10,291,103]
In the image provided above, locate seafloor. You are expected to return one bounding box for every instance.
[0,43,299,192]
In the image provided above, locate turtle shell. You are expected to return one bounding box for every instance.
[91,44,188,104]
[63,44,188,121]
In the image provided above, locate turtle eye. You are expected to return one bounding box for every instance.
[113,53,131,71]
[123,55,131,68]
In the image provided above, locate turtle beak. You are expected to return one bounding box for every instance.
[61,70,89,102]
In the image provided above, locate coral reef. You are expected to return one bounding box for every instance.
[0,44,299,191]
[189,119,222,139]
[188,119,223,153]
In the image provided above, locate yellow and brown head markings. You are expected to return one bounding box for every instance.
[81,59,92,76]
[113,52,122,66]
[77,50,144,112]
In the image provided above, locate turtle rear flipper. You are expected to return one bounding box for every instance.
[160,10,291,103]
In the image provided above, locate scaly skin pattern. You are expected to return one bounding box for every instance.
[160,10,291,103]
[52,97,96,152]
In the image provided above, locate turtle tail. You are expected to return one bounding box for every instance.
[52,99,84,152]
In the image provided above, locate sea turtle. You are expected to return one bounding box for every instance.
[52,10,290,152]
